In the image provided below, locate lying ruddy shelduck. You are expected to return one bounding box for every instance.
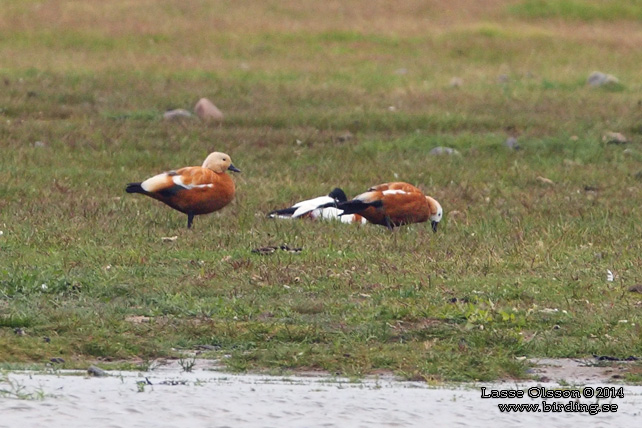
[267,188,367,224]
[126,152,240,228]
[331,182,442,231]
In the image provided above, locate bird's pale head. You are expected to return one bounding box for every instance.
[426,196,442,232]
[202,152,241,173]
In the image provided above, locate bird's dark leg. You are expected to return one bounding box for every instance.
[187,213,194,229]
[384,216,394,231]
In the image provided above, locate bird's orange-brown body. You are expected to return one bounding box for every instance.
[143,167,235,215]
[337,182,443,231]
[126,152,240,228]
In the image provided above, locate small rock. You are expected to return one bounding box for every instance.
[587,71,619,87]
[194,98,224,123]
[628,284,642,293]
[43,336,50,343]
[163,109,193,121]
[87,365,108,377]
[429,146,460,156]
[449,77,463,88]
[504,136,520,150]
[34,141,47,148]
[50,357,65,364]
[336,132,353,143]
[161,236,178,242]
[280,244,303,253]
[195,344,221,351]
[13,327,26,336]
[251,245,302,255]
[125,315,151,324]
[252,246,278,255]
[602,131,628,145]
[536,176,554,185]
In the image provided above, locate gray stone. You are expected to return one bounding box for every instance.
[504,136,520,150]
[587,71,619,87]
[429,146,460,156]
[163,109,193,121]
[602,131,627,145]
[87,365,108,377]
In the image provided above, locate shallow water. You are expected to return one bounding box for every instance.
[1,367,641,428]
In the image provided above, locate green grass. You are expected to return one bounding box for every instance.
[509,0,642,21]
[1,0,642,382]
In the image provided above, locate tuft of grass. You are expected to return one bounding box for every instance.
[509,0,642,21]
[0,372,46,400]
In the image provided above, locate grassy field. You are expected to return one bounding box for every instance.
[1,0,642,382]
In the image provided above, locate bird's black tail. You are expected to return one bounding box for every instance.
[126,183,145,194]
[319,199,382,215]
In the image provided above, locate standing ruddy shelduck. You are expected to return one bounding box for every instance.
[267,188,367,224]
[126,152,240,228]
[331,182,442,231]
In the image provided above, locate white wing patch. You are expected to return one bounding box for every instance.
[382,189,408,195]
[291,196,335,218]
[141,173,171,192]
[355,191,378,203]
[172,175,213,189]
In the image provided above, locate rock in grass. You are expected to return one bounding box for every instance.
[504,136,520,150]
[336,131,354,143]
[87,365,108,377]
[628,284,642,293]
[429,146,460,156]
[536,176,554,185]
[587,71,619,87]
[449,77,463,88]
[602,131,628,145]
[163,109,193,121]
[194,98,224,123]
